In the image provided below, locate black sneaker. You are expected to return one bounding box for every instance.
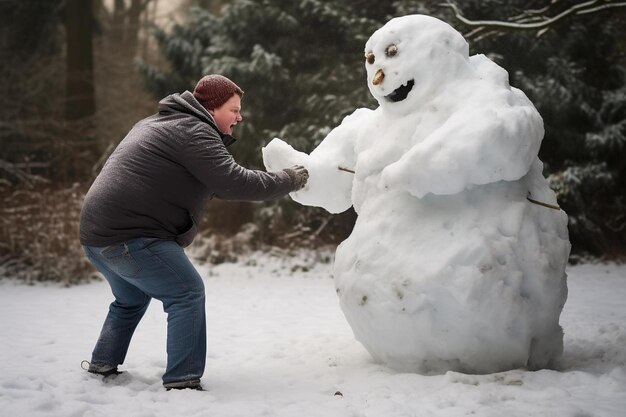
[81,360,123,377]
[164,379,203,391]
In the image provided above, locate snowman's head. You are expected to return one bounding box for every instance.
[364,15,470,115]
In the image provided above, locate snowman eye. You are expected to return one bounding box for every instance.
[365,52,375,65]
[385,44,398,57]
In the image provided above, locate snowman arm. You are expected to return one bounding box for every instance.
[381,103,543,198]
[262,109,366,213]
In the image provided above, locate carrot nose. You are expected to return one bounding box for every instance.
[372,69,385,85]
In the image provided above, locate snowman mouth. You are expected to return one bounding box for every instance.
[385,79,414,102]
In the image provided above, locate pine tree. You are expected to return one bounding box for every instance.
[140,0,395,167]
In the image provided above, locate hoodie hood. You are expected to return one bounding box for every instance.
[158,91,237,147]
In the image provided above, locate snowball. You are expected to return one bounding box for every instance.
[263,109,371,214]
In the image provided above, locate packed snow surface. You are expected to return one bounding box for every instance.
[0,259,625,417]
[263,14,570,373]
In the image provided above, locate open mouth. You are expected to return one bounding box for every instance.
[385,79,414,102]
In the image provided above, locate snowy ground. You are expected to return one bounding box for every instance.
[0,254,624,417]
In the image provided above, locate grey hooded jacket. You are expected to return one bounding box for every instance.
[79,91,294,247]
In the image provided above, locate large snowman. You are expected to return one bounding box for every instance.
[263,15,570,374]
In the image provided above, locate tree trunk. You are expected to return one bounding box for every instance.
[127,0,145,58]
[65,0,95,121]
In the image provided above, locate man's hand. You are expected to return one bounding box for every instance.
[284,165,309,191]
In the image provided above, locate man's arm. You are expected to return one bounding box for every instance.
[184,131,296,201]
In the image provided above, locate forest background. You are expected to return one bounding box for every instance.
[1,0,625,285]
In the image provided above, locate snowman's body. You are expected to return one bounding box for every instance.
[263,15,570,373]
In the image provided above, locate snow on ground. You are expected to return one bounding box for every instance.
[0,254,624,417]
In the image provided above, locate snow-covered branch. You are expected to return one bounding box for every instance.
[442,0,626,40]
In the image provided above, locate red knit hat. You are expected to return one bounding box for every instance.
[192,74,244,111]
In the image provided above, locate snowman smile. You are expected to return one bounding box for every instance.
[385,79,415,102]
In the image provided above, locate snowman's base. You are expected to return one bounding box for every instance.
[340,298,565,374]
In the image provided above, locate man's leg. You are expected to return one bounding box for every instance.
[122,239,206,387]
[83,244,152,371]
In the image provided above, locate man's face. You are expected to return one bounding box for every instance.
[209,94,243,135]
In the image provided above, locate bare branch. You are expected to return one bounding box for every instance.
[508,3,555,22]
[442,0,626,40]
[576,1,626,14]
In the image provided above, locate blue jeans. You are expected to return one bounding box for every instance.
[82,238,206,385]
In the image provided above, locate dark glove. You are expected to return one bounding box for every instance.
[283,165,309,191]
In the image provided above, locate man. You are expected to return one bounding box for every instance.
[79,74,308,391]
